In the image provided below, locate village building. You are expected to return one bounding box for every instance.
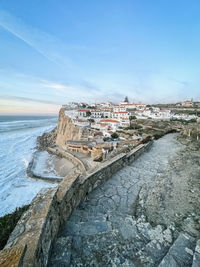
[181,100,193,107]
[119,117,130,127]
[66,140,96,154]
[90,110,102,118]
[111,111,130,120]
[72,119,90,127]
[102,110,111,118]
[76,109,90,117]
[113,105,126,112]
[99,119,120,131]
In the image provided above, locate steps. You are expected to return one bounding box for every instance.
[50,214,199,266]
[159,233,196,267]
[131,227,173,267]
[192,239,200,267]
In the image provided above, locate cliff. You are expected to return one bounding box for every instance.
[37,127,57,150]
[56,108,94,147]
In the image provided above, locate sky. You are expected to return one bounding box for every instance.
[0,0,200,114]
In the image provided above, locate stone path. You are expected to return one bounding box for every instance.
[48,134,199,266]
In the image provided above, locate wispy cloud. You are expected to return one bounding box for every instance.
[0,9,75,69]
[41,82,69,91]
[0,95,61,105]
[0,9,105,95]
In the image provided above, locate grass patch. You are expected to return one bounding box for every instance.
[0,205,29,250]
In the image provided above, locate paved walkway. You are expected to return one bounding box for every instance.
[48,134,198,266]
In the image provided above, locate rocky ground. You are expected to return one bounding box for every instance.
[137,137,200,238]
[48,133,200,266]
[37,127,57,150]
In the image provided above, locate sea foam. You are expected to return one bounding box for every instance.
[0,116,58,217]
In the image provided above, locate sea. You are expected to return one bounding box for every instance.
[0,115,58,217]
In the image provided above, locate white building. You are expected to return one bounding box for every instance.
[151,109,171,119]
[119,118,130,127]
[102,109,111,118]
[72,119,90,127]
[142,109,152,117]
[112,111,130,120]
[90,110,102,118]
[76,109,90,117]
[99,119,120,131]
[113,105,126,112]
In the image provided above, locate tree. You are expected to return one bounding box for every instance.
[111,132,119,139]
[129,115,136,120]
[124,96,129,103]
[86,111,91,117]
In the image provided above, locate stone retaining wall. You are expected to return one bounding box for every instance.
[0,141,152,267]
[47,147,87,175]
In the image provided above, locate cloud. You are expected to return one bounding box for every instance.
[0,9,75,69]
[0,9,104,94]
[0,95,61,105]
[42,82,69,91]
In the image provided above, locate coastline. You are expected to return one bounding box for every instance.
[0,115,58,218]
[27,150,76,183]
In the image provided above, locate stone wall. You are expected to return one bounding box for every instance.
[0,141,152,267]
[47,147,87,175]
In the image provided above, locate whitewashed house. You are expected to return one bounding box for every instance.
[76,109,90,117]
[72,119,90,127]
[112,111,130,120]
[100,119,120,131]
[90,110,102,118]
[119,117,130,127]
[113,105,126,112]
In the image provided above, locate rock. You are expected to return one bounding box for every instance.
[37,127,57,150]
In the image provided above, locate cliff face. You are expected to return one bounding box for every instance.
[56,108,94,147]
[37,127,57,150]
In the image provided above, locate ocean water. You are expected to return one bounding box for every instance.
[0,115,58,217]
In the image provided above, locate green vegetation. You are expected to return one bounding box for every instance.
[129,115,137,120]
[0,205,29,250]
[86,111,91,117]
[172,109,200,116]
[170,118,197,124]
[126,123,142,130]
[111,132,119,139]
[87,106,96,109]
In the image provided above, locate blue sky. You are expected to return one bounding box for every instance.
[0,0,200,114]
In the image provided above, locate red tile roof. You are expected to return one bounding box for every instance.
[100,119,120,123]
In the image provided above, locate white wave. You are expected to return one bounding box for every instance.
[0,117,58,217]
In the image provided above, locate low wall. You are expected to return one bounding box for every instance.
[47,147,87,175]
[0,141,153,267]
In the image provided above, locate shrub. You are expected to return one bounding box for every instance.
[0,205,29,250]
[86,111,91,117]
[111,132,119,139]
[129,115,137,120]
[130,123,142,129]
